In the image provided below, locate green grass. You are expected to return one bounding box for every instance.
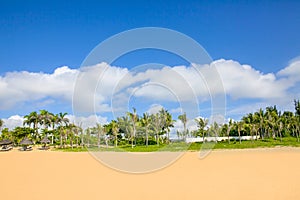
[53,137,300,152]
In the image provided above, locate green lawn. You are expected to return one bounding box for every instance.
[53,137,300,152]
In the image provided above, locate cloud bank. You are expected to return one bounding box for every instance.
[0,58,299,130]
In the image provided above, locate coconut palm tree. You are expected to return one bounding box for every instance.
[117,116,131,142]
[127,108,138,148]
[227,119,234,143]
[39,110,54,138]
[141,113,152,147]
[178,112,187,141]
[209,122,220,143]
[195,117,208,143]
[23,111,39,142]
[94,123,104,148]
[57,112,69,148]
[254,108,266,139]
[152,113,163,146]
[160,109,174,143]
[111,120,119,147]
[235,121,244,144]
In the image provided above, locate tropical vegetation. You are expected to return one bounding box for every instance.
[0,100,300,151]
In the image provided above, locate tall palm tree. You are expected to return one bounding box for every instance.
[39,110,54,137]
[141,113,151,147]
[127,108,138,148]
[23,111,39,141]
[152,113,163,146]
[117,116,131,142]
[227,119,234,143]
[254,108,266,139]
[209,122,220,143]
[95,123,104,148]
[160,109,174,143]
[111,120,119,147]
[57,112,69,148]
[235,121,243,144]
[195,117,208,143]
[178,112,187,141]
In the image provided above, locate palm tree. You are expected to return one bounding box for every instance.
[209,122,220,143]
[254,108,266,139]
[39,110,54,137]
[23,111,39,142]
[141,113,151,147]
[195,117,208,143]
[111,120,119,147]
[127,108,138,148]
[95,123,104,148]
[227,119,234,143]
[57,112,69,148]
[152,113,163,146]
[66,124,76,149]
[72,124,81,147]
[160,109,174,143]
[235,121,243,144]
[178,112,187,141]
[117,116,131,142]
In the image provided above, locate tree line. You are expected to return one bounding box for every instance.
[0,100,299,148]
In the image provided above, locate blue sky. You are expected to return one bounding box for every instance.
[0,0,300,129]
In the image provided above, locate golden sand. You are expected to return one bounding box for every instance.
[1,148,300,200]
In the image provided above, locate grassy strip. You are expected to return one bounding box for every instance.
[53,137,300,152]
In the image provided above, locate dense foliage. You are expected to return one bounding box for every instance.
[0,100,299,149]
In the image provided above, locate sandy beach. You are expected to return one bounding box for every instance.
[1,148,300,200]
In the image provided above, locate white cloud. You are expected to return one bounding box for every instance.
[0,66,78,110]
[209,59,289,99]
[1,58,300,122]
[277,60,300,82]
[146,104,164,114]
[66,115,108,130]
[2,115,24,130]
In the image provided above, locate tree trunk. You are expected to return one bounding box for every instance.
[227,128,231,144]
[296,127,299,142]
[70,136,73,149]
[60,134,63,148]
[146,129,148,147]
[238,128,241,144]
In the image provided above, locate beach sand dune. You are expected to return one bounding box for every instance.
[1,148,300,200]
